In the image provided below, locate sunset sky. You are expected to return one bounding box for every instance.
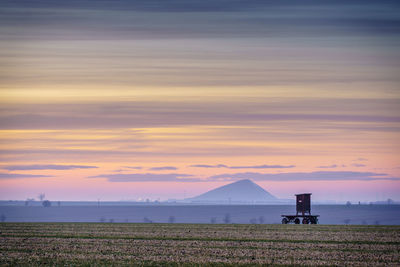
[1,0,399,202]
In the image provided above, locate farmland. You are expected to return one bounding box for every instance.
[1,223,399,266]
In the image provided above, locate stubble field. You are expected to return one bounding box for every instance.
[0,223,399,266]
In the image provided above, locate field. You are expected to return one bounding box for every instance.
[1,223,399,266]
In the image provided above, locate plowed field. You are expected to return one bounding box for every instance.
[1,223,399,266]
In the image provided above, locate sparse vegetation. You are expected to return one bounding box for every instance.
[0,223,399,266]
[168,216,176,224]
[42,200,51,207]
[223,213,231,224]
[38,194,45,202]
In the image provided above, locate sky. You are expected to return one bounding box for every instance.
[0,0,399,202]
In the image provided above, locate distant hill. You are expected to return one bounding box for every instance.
[187,179,279,204]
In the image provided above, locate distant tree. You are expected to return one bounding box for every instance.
[258,216,265,224]
[0,214,6,222]
[143,217,153,223]
[109,218,114,223]
[387,198,394,205]
[223,213,231,224]
[25,198,35,206]
[38,193,45,202]
[42,200,51,207]
[100,217,106,223]
[346,201,351,207]
[210,217,217,224]
[168,216,175,223]
[343,219,351,225]
[249,218,257,224]
[374,220,380,225]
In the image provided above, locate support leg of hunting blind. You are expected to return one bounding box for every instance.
[281,215,319,224]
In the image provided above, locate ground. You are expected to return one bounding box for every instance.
[0,223,399,266]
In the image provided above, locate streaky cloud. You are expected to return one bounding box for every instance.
[2,0,399,42]
[0,173,53,179]
[149,166,178,171]
[122,166,143,170]
[229,164,295,169]
[190,164,294,169]
[3,164,98,171]
[210,171,399,181]
[317,164,338,169]
[89,173,201,182]
[87,171,400,183]
[355,158,368,161]
[352,163,366,167]
[112,169,125,172]
[2,112,400,130]
[190,164,228,168]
